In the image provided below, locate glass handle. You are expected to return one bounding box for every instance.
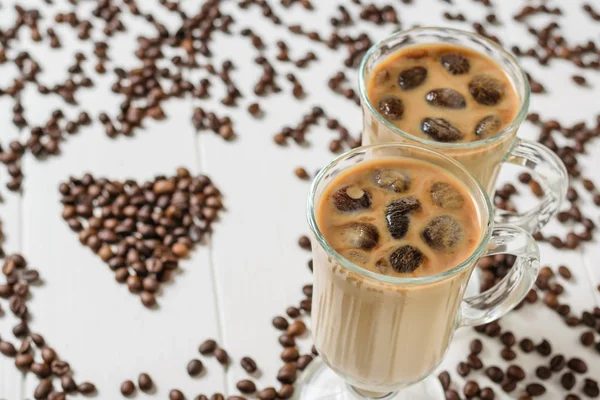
[459,224,540,327]
[495,138,568,233]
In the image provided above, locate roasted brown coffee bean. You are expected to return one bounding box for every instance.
[479,387,494,400]
[536,339,552,356]
[486,366,504,383]
[273,316,289,330]
[298,236,311,250]
[138,373,153,391]
[457,361,471,377]
[35,379,53,400]
[550,354,566,371]
[241,356,257,373]
[536,366,551,380]
[438,371,451,390]
[500,331,516,347]
[507,365,525,381]
[525,383,545,396]
[277,363,297,384]
[445,389,460,400]
[214,347,229,365]
[463,380,480,398]
[567,357,587,373]
[61,375,77,392]
[467,353,483,369]
[188,359,204,376]
[287,320,306,336]
[170,389,185,400]
[258,387,277,400]
[580,331,595,346]
[236,379,256,394]
[281,347,299,362]
[470,339,483,355]
[501,347,516,361]
[199,339,217,355]
[297,354,313,370]
[561,372,576,390]
[78,382,96,394]
[121,380,135,396]
[277,384,294,399]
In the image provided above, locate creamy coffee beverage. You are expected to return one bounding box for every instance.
[312,157,482,392]
[367,44,519,144]
[362,43,522,194]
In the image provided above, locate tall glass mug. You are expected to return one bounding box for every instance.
[303,144,540,400]
[359,27,567,233]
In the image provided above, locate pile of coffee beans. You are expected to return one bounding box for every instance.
[0,254,96,399]
[58,168,223,308]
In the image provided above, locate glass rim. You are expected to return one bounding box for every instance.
[306,143,494,286]
[357,26,531,149]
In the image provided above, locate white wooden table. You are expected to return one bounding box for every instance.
[0,0,599,399]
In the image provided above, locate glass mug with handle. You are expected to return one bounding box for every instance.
[359,27,567,234]
[302,143,540,400]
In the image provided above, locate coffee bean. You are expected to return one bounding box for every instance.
[214,348,229,365]
[536,339,552,356]
[170,389,185,400]
[287,320,306,336]
[470,339,483,354]
[121,380,135,396]
[78,382,96,394]
[277,384,294,399]
[277,363,297,384]
[567,357,587,373]
[272,316,289,330]
[138,372,153,391]
[550,354,566,371]
[486,366,504,383]
[236,379,256,394]
[463,380,480,398]
[584,379,600,397]
[258,388,277,400]
[480,387,494,400]
[507,365,526,381]
[562,372,576,390]
[210,395,224,400]
[35,379,53,400]
[581,330,595,346]
[199,339,217,355]
[536,366,551,379]
[500,331,516,347]
[558,265,572,279]
[61,375,77,392]
[286,306,300,318]
[457,361,471,377]
[281,347,299,362]
[501,377,517,393]
[526,383,546,396]
[298,236,311,250]
[520,338,535,352]
[240,356,257,373]
[501,347,517,361]
[445,389,460,400]
[187,359,204,376]
[438,371,451,390]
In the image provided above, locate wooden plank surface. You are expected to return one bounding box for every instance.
[0,0,599,399]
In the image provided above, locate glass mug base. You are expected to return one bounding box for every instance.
[297,359,445,400]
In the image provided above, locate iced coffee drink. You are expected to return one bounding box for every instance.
[365,43,519,192]
[313,156,481,391]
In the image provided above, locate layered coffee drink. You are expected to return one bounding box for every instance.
[312,156,482,392]
[362,42,522,193]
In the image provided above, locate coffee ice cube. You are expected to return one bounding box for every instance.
[440,53,471,75]
[469,75,505,106]
[389,245,424,273]
[378,96,404,121]
[343,249,370,265]
[373,168,411,193]
[340,222,380,250]
[386,197,421,239]
[425,89,466,109]
[430,182,465,210]
[398,66,428,90]
[474,115,502,138]
[421,118,464,142]
[421,215,464,251]
[332,186,372,212]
